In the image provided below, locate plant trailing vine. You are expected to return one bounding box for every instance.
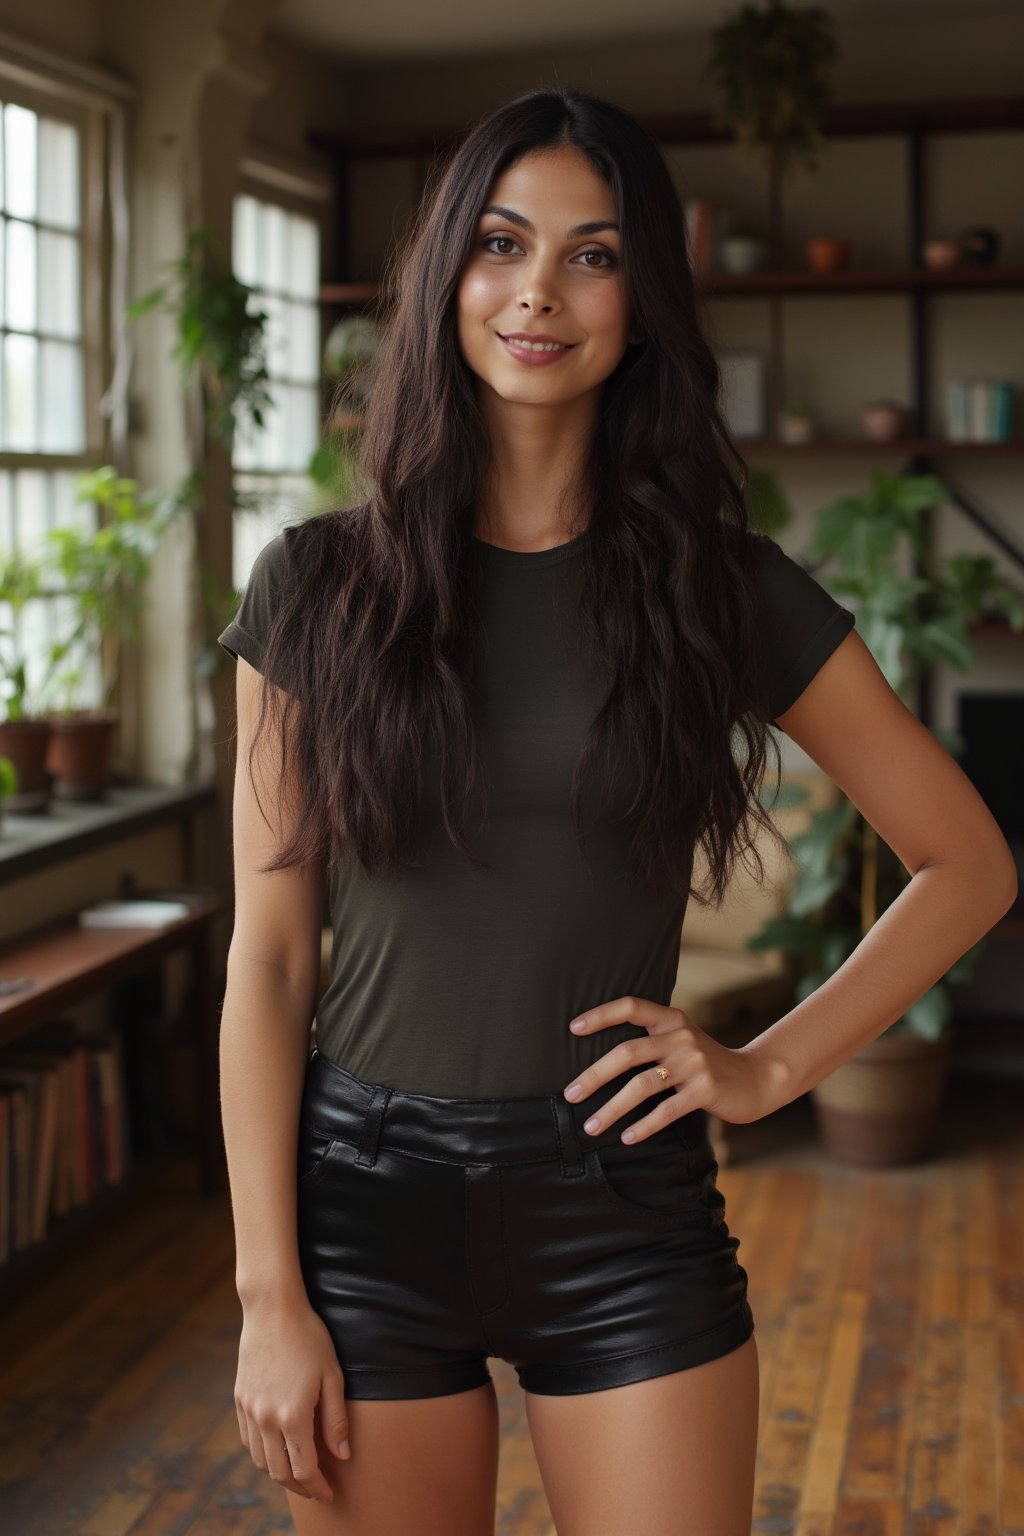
[126,224,272,451]
[124,224,275,725]
[703,0,840,260]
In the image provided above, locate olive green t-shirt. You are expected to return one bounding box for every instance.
[218,520,855,1096]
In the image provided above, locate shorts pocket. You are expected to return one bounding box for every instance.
[297,1124,338,1187]
[586,1123,718,1227]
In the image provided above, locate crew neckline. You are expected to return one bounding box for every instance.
[469,525,590,568]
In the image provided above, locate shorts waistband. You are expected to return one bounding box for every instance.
[301,1047,705,1171]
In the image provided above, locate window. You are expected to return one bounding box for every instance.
[230,189,322,588]
[0,76,111,714]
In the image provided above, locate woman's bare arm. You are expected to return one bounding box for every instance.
[221,655,326,1309]
[740,629,1019,1105]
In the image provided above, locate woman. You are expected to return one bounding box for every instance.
[217,88,1017,1536]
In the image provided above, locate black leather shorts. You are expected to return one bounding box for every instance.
[296,1047,755,1399]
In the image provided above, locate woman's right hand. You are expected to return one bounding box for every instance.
[234,1295,352,1504]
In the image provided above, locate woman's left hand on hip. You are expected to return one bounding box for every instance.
[563,996,778,1142]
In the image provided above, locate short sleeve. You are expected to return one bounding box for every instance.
[217,529,293,688]
[750,532,856,723]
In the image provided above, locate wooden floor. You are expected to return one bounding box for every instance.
[1,1072,1022,1536]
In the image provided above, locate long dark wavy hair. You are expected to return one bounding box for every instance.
[242,86,787,908]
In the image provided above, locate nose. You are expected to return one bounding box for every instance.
[516,257,561,315]
[517,290,558,315]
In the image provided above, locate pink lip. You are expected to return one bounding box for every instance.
[497,332,576,367]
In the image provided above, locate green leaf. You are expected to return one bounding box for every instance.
[124,285,166,321]
[900,985,952,1040]
[945,936,988,984]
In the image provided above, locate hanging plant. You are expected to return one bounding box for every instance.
[704,0,839,261]
[704,0,839,178]
[126,225,272,451]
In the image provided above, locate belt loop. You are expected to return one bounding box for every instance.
[355,1083,391,1168]
[550,1094,586,1179]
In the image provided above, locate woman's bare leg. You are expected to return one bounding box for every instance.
[286,1380,501,1536]
[525,1334,759,1536]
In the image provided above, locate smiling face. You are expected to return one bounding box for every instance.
[456,143,639,410]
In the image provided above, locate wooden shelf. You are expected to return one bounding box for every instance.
[0,889,226,1045]
[735,437,1023,455]
[698,264,1024,297]
[321,414,1022,457]
[320,265,1024,307]
[0,887,228,1303]
[308,93,1024,159]
[320,281,381,306]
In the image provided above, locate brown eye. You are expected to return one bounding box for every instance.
[482,234,520,255]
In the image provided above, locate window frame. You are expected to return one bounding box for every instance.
[229,155,331,570]
[0,38,132,724]
[0,75,108,474]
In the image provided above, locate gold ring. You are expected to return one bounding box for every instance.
[655,1065,670,1083]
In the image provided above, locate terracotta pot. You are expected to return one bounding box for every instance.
[862,399,910,442]
[0,717,54,813]
[922,238,961,271]
[806,237,851,273]
[811,1028,953,1165]
[43,709,119,801]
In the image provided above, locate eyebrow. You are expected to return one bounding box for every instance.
[480,204,620,239]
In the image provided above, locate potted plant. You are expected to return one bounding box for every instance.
[39,466,184,800]
[748,469,1024,1164]
[0,549,58,813]
[704,0,840,265]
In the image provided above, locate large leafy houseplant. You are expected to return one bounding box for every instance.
[749,469,1024,1043]
[748,471,1022,1163]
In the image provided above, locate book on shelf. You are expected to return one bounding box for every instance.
[0,1019,132,1266]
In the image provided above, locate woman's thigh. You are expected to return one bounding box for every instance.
[286,1381,501,1536]
[525,1333,760,1536]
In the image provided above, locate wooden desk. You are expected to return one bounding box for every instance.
[0,890,227,1307]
